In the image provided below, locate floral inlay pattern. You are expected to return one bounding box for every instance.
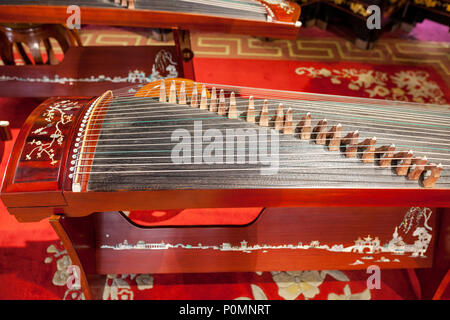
[26,100,80,165]
[262,0,295,14]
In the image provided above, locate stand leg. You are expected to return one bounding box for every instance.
[173,28,195,80]
[413,209,450,299]
[50,214,104,300]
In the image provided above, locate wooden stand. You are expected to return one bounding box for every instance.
[0,42,188,97]
[173,29,195,81]
[50,207,449,300]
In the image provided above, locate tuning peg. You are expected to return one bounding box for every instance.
[246,96,255,123]
[259,100,269,127]
[341,130,359,158]
[209,87,217,112]
[200,85,208,109]
[358,137,377,163]
[218,89,226,116]
[408,156,427,180]
[313,119,327,145]
[168,80,177,103]
[190,85,198,108]
[159,80,166,102]
[272,103,284,130]
[394,150,413,176]
[296,113,311,140]
[283,108,293,135]
[228,92,237,119]
[327,124,342,151]
[179,81,187,104]
[376,144,395,168]
[423,163,443,188]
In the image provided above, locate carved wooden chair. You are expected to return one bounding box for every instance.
[401,0,450,31]
[0,121,12,164]
[0,23,82,65]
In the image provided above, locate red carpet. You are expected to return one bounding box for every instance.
[0,53,449,299]
[194,59,449,104]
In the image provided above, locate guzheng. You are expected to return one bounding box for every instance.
[2,78,450,223]
[2,78,450,299]
[0,0,301,38]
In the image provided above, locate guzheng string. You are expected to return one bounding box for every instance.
[109,82,450,110]
[89,100,450,122]
[106,99,450,121]
[75,160,450,168]
[109,90,450,112]
[93,99,450,120]
[82,131,449,144]
[88,96,450,129]
[102,88,450,120]
[71,81,449,189]
[97,106,448,138]
[82,104,450,139]
[82,120,449,139]
[77,104,450,154]
[79,125,450,152]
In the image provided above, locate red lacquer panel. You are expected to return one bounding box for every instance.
[1,97,91,208]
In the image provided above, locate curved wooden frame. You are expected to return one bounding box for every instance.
[1,91,450,222]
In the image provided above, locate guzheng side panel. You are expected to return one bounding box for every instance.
[0,1,301,39]
[95,207,437,274]
[0,46,185,98]
[1,97,91,210]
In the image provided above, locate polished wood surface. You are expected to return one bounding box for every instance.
[0,4,300,39]
[95,208,436,274]
[1,97,91,201]
[0,1,299,97]
[0,46,185,97]
[50,215,96,300]
[50,206,446,299]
